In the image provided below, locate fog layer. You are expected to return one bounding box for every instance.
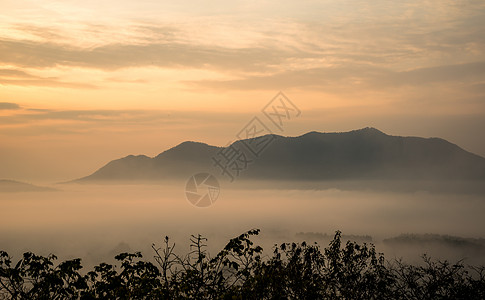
[1,182,484,267]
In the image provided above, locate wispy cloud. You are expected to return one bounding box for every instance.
[186,61,485,91]
[0,0,484,97]
[0,102,20,110]
[0,68,97,89]
[0,39,293,72]
[0,107,251,136]
[1,0,484,93]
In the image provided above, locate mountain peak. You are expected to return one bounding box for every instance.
[352,127,386,135]
[298,127,386,138]
[175,141,210,148]
[155,140,220,160]
[164,141,216,153]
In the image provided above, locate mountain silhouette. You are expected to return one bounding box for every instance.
[74,128,485,183]
[0,179,57,192]
[79,141,221,181]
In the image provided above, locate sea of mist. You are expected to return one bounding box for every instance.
[1,181,485,269]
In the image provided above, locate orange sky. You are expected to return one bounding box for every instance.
[1,0,485,182]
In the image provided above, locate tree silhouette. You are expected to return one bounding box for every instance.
[1,230,484,299]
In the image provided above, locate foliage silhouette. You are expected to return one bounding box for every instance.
[1,230,484,299]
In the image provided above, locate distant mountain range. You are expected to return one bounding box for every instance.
[73,128,485,184]
[0,180,56,192]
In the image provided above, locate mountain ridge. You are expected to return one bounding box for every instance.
[0,179,57,192]
[73,128,485,183]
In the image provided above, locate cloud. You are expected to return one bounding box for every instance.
[0,1,483,96]
[185,61,485,91]
[0,109,154,124]
[0,102,20,110]
[0,109,176,136]
[0,68,97,89]
[0,108,252,137]
[0,69,37,78]
[0,39,294,72]
[376,61,485,87]
[0,108,225,128]
[12,24,66,41]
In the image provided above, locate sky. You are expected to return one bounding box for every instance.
[1,0,485,182]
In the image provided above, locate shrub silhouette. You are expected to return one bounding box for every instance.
[1,230,484,299]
